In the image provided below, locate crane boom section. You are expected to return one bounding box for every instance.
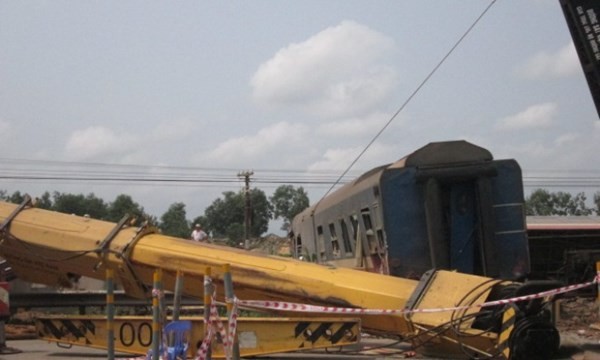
[0,201,416,335]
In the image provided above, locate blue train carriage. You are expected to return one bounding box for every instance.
[291,140,530,280]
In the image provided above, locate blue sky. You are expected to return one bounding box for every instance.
[1,1,599,232]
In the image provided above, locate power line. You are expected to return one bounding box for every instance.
[0,157,362,175]
[0,164,599,189]
[318,0,499,202]
[0,174,352,186]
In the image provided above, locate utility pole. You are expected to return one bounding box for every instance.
[238,170,253,249]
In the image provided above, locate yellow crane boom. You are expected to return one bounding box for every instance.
[0,199,560,359]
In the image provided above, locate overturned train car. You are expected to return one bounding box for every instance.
[291,140,529,280]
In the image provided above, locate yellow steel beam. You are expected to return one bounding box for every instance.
[36,316,361,358]
[405,270,501,358]
[0,201,514,357]
[0,201,415,336]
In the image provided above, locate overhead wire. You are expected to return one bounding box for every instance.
[317,0,499,203]
[1,0,599,195]
[0,162,599,191]
[0,155,360,190]
[0,154,599,190]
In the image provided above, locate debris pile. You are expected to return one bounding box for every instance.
[249,234,291,256]
[557,297,600,342]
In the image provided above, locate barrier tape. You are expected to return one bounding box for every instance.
[225,297,238,354]
[213,295,230,360]
[236,274,600,316]
[196,291,220,360]
[131,273,599,360]
[151,288,163,298]
[152,288,169,360]
[125,276,241,360]
[195,292,237,360]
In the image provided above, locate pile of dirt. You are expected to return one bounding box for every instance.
[249,234,291,256]
[556,297,600,342]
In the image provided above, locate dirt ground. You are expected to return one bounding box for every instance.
[554,297,600,359]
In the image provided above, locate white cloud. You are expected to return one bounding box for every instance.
[307,142,397,172]
[0,119,11,142]
[251,21,398,118]
[64,126,137,160]
[0,119,10,133]
[307,148,360,171]
[495,102,558,130]
[150,118,195,142]
[507,142,555,162]
[517,42,579,79]
[317,112,393,137]
[206,122,309,164]
[554,133,579,146]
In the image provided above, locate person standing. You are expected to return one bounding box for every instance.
[191,224,208,242]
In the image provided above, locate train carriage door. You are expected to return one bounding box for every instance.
[424,177,484,275]
[340,219,354,257]
[360,208,387,274]
[449,182,481,274]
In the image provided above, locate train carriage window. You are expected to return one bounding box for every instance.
[373,186,380,198]
[329,223,341,259]
[295,235,302,259]
[361,209,373,231]
[317,226,326,261]
[361,209,377,254]
[349,215,359,239]
[377,229,386,253]
[340,219,353,256]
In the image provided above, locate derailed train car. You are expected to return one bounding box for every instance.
[291,140,530,280]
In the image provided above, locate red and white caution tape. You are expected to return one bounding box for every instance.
[195,291,222,360]
[152,288,170,360]
[226,297,238,354]
[195,285,239,360]
[237,274,600,316]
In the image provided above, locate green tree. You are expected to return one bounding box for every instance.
[269,185,309,232]
[159,202,190,238]
[226,223,245,245]
[203,191,243,237]
[525,189,592,216]
[8,191,26,204]
[594,191,600,215]
[36,191,53,209]
[191,215,207,228]
[249,188,272,236]
[107,194,146,225]
[202,189,272,239]
[525,189,553,215]
[52,192,108,219]
[554,191,592,216]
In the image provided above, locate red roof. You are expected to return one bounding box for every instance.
[526,216,600,230]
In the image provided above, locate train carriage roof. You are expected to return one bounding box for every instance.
[389,140,493,169]
[296,140,495,221]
